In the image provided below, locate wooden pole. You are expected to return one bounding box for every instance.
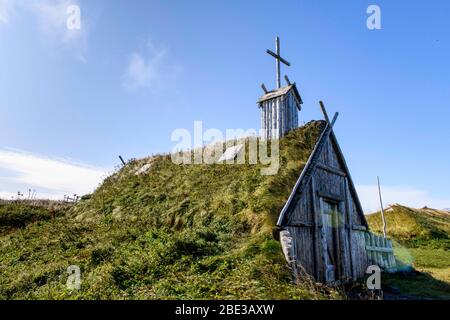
[119,155,126,166]
[377,176,387,238]
[266,37,290,89]
[284,75,291,86]
[319,101,331,124]
[261,83,268,94]
[276,37,281,89]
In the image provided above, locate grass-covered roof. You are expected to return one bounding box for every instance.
[0,121,337,299]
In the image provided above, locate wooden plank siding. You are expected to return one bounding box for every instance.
[277,123,370,283]
[258,86,300,140]
[285,225,316,277]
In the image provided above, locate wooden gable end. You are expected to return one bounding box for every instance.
[277,123,369,282]
[314,135,368,228]
[278,126,368,229]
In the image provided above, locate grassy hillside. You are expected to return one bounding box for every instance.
[0,120,342,300]
[367,205,450,299]
[367,205,450,249]
[0,200,72,234]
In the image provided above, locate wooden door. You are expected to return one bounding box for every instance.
[321,199,340,283]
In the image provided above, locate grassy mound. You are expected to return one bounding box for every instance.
[367,205,450,299]
[0,121,340,300]
[366,204,450,249]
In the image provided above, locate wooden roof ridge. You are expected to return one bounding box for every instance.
[276,103,368,229]
[257,83,303,108]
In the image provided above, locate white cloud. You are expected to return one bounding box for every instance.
[0,148,108,200]
[0,0,88,61]
[123,40,180,91]
[357,184,450,214]
[31,0,88,62]
[0,0,14,25]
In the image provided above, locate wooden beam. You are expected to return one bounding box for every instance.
[352,225,367,231]
[261,83,268,94]
[266,49,291,66]
[317,190,345,202]
[319,101,331,124]
[311,176,323,281]
[284,75,291,86]
[330,112,339,127]
[316,163,347,177]
[365,246,394,254]
[344,178,355,279]
[319,101,339,129]
[286,221,315,228]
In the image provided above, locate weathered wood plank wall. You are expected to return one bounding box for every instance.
[259,90,299,139]
[282,132,370,282]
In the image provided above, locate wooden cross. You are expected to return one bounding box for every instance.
[319,101,339,128]
[266,36,291,89]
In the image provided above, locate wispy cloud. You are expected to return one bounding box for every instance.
[0,0,88,61]
[31,0,88,62]
[0,148,108,200]
[357,184,450,213]
[123,40,180,91]
[0,0,14,25]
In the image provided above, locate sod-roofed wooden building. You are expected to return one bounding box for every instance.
[275,115,370,283]
[259,37,393,283]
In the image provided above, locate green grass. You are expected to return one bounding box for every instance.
[367,205,450,299]
[366,205,450,249]
[0,200,72,234]
[383,271,450,299]
[0,120,340,300]
[409,248,450,269]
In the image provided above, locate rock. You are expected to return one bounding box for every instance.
[135,163,153,175]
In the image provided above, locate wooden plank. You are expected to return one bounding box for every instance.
[367,233,372,266]
[319,101,331,124]
[337,201,347,278]
[382,237,388,268]
[317,190,345,202]
[311,176,323,282]
[344,178,355,279]
[266,49,291,66]
[319,197,331,282]
[377,236,384,267]
[287,222,315,227]
[352,231,368,278]
[387,240,396,268]
[366,246,394,254]
[316,162,347,177]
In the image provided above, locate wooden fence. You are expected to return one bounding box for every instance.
[364,232,397,272]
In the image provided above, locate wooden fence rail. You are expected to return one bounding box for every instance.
[364,232,396,272]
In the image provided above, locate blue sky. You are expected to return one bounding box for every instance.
[0,0,449,211]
